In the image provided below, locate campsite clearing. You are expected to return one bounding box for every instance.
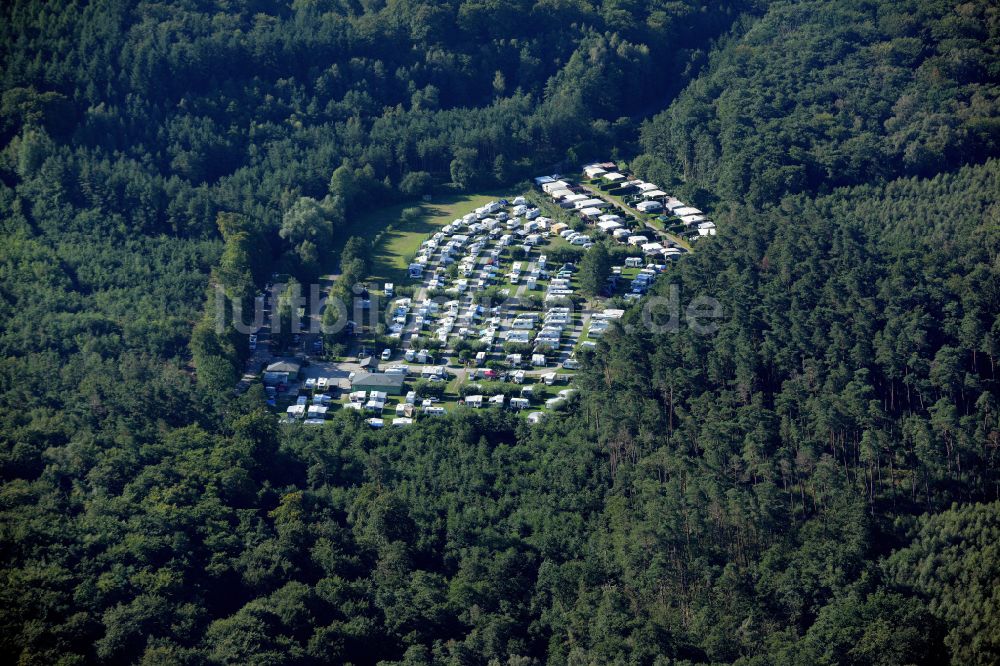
[336,190,509,284]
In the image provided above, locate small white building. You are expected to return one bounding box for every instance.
[507,330,532,343]
[574,198,608,210]
[589,320,611,337]
[307,405,329,419]
[672,206,700,218]
[421,365,446,378]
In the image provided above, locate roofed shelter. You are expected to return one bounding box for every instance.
[351,372,405,395]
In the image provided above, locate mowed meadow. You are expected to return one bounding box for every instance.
[337,189,512,284]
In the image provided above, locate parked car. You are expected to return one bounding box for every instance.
[381,348,392,361]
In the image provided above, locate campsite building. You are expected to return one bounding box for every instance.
[350,372,405,396]
[265,360,300,378]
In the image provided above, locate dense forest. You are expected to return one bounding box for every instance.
[634,0,1000,207]
[1,0,999,664]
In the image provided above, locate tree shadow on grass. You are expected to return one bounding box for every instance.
[367,203,450,283]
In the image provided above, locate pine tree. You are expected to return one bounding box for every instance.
[579,241,612,297]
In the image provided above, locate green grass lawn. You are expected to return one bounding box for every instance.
[334,189,511,284]
[445,373,467,395]
[541,234,574,252]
